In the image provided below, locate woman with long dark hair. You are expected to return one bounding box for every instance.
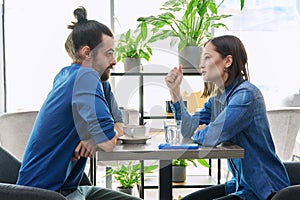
[165,35,290,200]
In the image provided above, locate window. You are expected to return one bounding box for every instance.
[4,0,110,111]
[216,0,300,108]
[2,0,299,112]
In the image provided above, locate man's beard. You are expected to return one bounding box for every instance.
[100,66,112,81]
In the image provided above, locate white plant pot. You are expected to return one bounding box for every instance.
[116,186,134,195]
[178,46,202,73]
[172,166,186,182]
[124,57,141,72]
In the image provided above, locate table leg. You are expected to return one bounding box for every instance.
[139,160,144,199]
[90,157,94,185]
[89,157,97,185]
[217,159,221,184]
[159,160,172,200]
[93,157,97,185]
[106,167,112,189]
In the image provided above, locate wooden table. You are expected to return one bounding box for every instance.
[95,131,244,200]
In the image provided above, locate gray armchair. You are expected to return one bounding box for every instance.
[272,162,300,199]
[0,146,91,200]
[267,107,300,161]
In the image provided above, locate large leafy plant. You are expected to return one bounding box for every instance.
[107,161,158,189]
[115,22,153,63]
[138,0,245,51]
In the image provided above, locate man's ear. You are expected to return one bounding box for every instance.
[79,46,91,59]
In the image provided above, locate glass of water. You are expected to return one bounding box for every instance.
[164,119,181,144]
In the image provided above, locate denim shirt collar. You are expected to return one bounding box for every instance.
[215,78,243,105]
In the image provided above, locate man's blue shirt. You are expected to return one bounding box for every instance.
[17,64,119,191]
[170,79,290,200]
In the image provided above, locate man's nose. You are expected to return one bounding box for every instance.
[111,56,117,66]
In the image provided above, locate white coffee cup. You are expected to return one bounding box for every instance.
[123,125,147,138]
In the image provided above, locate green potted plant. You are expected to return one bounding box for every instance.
[137,0,245,72]
[172,158,210,182]
[107,161,158,195]
[115,22,154,72]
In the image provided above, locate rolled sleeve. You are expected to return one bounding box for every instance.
[169,99,207,138]
[72,68,116,144]
[169,100,182,120]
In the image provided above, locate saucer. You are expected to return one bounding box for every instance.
[118,135,151,144]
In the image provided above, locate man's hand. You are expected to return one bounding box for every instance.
[96,134,118,152]
[114,122,125,137]
[72,141,95,160]
[74,133,119,157]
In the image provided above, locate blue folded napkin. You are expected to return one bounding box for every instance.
[158,143,199,149]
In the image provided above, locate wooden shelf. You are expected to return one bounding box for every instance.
[143,174,217,189]
[143,115,173,119]
[111,72,201,76]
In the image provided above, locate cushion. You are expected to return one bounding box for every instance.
[0,147,21,184]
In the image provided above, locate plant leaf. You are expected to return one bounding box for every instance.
[240,0,245,10]
[172,159,188,167]
[187,159,198,167]
[146,46,153,55]
[197,159,210,168]
[144,165,158,173]
[178,39,187,51]
[197,0,208,16]
[125,29,131,42]
[207,0,217,15]
[211,23,228,30]
[140,22,148,41]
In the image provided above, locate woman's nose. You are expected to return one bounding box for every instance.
[199,62,205,69]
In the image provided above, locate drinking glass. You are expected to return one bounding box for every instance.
[164,119,181,144]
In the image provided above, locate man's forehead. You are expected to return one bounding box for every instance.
[94,35,114,53]
[102,34,114,45]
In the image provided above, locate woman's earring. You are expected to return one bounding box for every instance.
[224,67,231,73]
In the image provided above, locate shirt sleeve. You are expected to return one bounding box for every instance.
[72,68,116,144]
[102,81,124,123]
[193,88,255,146]
[170,98,212,138]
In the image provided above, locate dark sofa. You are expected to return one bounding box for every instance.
[0,146,91,200]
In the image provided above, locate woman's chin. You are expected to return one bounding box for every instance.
[202,76,209,82]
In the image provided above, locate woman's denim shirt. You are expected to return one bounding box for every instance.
[170,79,290,200]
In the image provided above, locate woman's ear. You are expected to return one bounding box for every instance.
[224,55,233,68]
[79,46,91,59]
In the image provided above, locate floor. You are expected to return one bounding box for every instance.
[87,159,229,200]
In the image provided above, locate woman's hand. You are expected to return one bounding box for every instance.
[165,65,183,102]
[194,124,207,133]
